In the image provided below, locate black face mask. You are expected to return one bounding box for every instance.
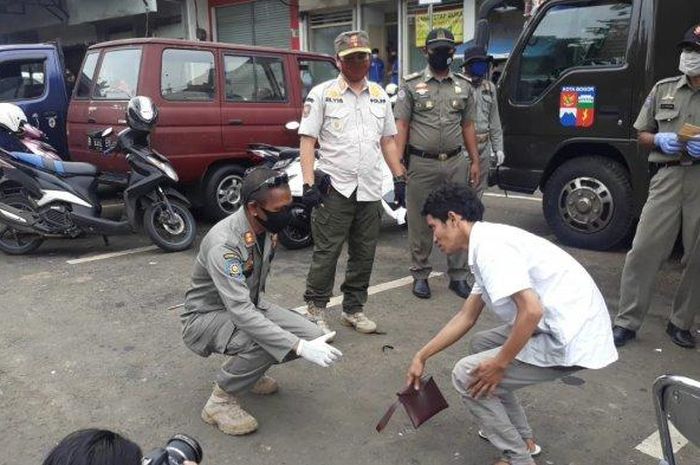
[428,48,454,71]
[258,206,291,234]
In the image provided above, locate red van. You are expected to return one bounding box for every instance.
[67,38,337,219]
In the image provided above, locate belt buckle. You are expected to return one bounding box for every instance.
[438,153,448,161]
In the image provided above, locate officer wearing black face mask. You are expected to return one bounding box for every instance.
[394,28,481,300]
[180,167,339,436]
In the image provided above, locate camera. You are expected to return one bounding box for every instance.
[142,434,203,465]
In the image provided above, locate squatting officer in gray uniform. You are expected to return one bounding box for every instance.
[180,168,342,436]
[394,28,481,300]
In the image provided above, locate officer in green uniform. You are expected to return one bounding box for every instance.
[394,28,481,300]
[180,168,342,436]
[463,45,504,192]
[612,24,700,349]
[298,30,406,335]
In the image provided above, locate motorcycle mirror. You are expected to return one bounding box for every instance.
[285,121,300,132]
[101,127,113,137]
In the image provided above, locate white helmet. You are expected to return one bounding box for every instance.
[0,103,28,133]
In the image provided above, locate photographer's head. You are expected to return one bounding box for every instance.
[241,167,292,234]
[421,183,484,254]
[43,429,142,465]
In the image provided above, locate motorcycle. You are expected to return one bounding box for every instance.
[247,142,407,250]
[0,97,197,255]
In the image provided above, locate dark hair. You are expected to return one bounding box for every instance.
[241,166,289,204]
[43,429,142,465]
[421,182,484,222]
[371,48,379,54]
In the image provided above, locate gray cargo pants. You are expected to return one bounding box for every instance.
[451,325,580,465]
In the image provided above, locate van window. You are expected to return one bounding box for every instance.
[298,59,337,100]
[93,48,142,100]
[224,55,287,102]
[75,52,99,99]
[0,59,46,101]
[161,49,216,101]
[515,1,632,103]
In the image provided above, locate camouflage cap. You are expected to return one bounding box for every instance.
[335,30,372,57]
[678,23,700,49]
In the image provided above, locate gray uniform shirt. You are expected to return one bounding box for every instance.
[472,79,504,153]
[181,208,298,362]
[298,75,397,201]
[393,67,475,154]
[634,75,700,163]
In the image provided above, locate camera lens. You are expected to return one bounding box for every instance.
[165,434,203,464]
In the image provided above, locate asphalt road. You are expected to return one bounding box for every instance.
[0,192,698,465]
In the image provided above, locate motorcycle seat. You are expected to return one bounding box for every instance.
[10,151,97,176]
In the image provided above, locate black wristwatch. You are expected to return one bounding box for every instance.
[303,183,314,193]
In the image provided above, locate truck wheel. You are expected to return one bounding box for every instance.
[203,165,245,221]
[542,156,633,250]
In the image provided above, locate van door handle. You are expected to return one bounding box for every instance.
[228,119,244,125]
[88,118,96,123]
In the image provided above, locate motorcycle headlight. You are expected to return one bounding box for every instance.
[147,155,179,182]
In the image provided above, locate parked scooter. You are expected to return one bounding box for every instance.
[247,142,407,250]
[0,97,197,255]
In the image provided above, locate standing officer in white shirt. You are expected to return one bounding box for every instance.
[406,183,618,465]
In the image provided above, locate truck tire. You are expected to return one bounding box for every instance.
[542,156,633,251]
[203,164,245,221]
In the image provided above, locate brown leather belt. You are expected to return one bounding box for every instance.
[653,159,700,168]
[408,145,461,161]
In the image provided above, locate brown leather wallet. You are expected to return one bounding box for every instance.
[375,376,449,432]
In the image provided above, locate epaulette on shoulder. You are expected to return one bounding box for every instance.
[657,75,683,86]
[404,72,421,81]
[454,72,472,82]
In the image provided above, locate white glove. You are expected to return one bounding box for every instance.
[494,150,505,166]
[295,332,342,367]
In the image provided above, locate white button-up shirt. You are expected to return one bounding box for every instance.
[298,76,397,201]
[468,222,618,370]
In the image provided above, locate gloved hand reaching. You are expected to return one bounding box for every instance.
[654,132,685,155]
[687,136,700,159]
[295,332,342,367]
[493,150,505,166]
[302,183,323,209]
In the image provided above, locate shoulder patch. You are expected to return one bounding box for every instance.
[404,72,421,81]
[225,257,245,281]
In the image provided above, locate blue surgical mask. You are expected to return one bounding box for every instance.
[467,61,489,78]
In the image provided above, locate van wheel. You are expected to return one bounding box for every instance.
[204,165,245,221]
[542,156,633,251]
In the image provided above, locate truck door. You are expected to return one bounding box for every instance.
[498,0,634,189]
[0,50,68,157]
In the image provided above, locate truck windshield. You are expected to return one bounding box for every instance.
[515,1,632,103]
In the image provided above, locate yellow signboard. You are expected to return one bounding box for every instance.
[415,9,464,46]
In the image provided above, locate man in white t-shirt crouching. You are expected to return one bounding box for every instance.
[406,183,618,465]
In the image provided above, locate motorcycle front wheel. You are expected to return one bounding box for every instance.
[143,199,197,252]
[278,201,313,250]
[0,194,44,255]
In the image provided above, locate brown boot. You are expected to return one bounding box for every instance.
[201,384,258,435]
[250,375,278,395]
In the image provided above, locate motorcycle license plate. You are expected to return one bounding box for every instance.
[87,135,112,152]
